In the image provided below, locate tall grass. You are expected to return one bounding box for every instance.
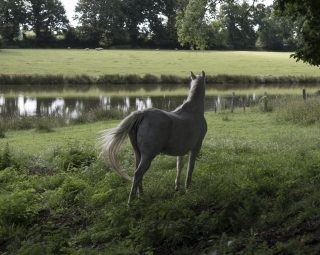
[275,98,320,125]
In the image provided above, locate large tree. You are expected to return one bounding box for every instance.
[275,0,320,66]
[176,0,214,49]
[256,5,300,51]
[219,0,257,50]
[76,0,179,47]
[0,0,26,43]
[26,0,69,43]
[75,0,126,46]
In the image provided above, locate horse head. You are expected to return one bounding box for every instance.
[189,71,206,102]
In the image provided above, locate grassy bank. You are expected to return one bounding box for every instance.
[0,49,320,86]
[1,73,320,86]
[1,111,320,254]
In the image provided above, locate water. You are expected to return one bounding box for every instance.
[0,85,304,119]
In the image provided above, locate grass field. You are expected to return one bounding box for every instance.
[0,49,319,77]
[1,110,320,254]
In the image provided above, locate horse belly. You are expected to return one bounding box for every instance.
[136,110,171,156]
[162,122,201,156]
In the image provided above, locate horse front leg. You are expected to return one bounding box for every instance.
[185,152,196,190]
[185,142,202,190]
[175,156,184,191]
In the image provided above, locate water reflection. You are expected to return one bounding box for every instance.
[0,93,263,119]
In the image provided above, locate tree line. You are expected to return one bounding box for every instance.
[0,0,319,66]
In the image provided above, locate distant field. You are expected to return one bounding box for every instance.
[0,49,319,77]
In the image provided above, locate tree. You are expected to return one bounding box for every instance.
[176,0,214,49]
[219,0,257,50]
[76,0,178,48]
[26,0,69,43]
[75,0,128,46]
[275,0,320,65]
[0,0,26,43]
[257,5,300,51]
[143,0,179,48]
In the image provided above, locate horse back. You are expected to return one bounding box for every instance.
[134,108,205,157]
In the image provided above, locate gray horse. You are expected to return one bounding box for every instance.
[100,71,207,205]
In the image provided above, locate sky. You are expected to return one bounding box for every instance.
[61,0,274,27]
[61,0,78,26]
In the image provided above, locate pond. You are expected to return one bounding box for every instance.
[0,85,313,119]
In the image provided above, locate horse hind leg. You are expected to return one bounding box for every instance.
[175,156,184,191]
[129,130,143,195]
[128,156,153,206]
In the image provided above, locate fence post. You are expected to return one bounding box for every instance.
[231,92,235,113]
[303,89,307,101]
[263,92,268,112]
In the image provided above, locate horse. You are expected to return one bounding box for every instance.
[100,71,207,205]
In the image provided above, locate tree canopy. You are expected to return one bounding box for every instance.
[275,0,320,66]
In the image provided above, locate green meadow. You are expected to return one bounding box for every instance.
[1,107,320,254]
[0,49,319,77]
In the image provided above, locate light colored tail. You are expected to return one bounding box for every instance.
[99,111,143,182]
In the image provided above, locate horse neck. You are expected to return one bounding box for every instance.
[185,80,205,114]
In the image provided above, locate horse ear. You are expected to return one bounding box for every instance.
[202,71,206,77]
[191,71,196,80]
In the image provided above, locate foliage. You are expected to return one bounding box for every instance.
[26,0,69,43]
[220,0,257,50]
[275,0,320,66]
[0,0,306,51]
[0,0,26,43]
[75,0,179,48]
[256,5,301,51]
[176,0,212,49]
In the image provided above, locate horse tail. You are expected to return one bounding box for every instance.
[99,111,144,182]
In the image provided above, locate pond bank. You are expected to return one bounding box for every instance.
[1,73,320,87]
